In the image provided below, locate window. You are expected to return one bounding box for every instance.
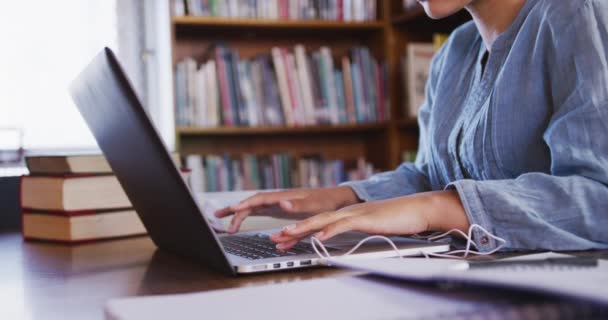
[0,0,174,151]
[0,1,175,176]
[0,1,118,150]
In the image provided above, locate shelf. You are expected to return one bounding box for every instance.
[173,17,385,31]
[397,118,419,129]
[178,123,389,136]
[392,8,426,25]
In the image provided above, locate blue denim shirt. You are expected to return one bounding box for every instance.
[345,0,608,252]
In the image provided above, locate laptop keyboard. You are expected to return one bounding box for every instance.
[221,233,337,260]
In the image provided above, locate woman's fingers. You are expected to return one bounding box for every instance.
[275,239,298,251]
[270,209,359,243]
[316,216,366,241]
[214,191,301,218]
[283,211,352,237]
[214,206,234,218]
[271,216,366,250]
[227,209,251,233]
[232,191,304,211]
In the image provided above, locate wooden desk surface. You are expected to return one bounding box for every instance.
[0,232,358,320]
[3,231,607,320]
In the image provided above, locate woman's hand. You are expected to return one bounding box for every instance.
[270,190,469,250]
[214,186,361,233]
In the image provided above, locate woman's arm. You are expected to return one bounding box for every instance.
[271,190,469,250]
[341,38,449,201]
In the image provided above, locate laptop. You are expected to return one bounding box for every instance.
[69,48,449,275]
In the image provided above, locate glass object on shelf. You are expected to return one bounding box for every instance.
[0,128,27,177]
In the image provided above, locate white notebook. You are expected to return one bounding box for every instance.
[326,252,608,306]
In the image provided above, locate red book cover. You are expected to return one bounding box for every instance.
[337,0,343,21]
[279,0,288,19]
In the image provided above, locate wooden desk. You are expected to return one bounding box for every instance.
[0,232,357,320]
[3,231,607,320]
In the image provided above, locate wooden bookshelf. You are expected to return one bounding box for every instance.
[173,17,385,30]
[392,7,426,25]
[178,123,388,136]
[170,0,470,173]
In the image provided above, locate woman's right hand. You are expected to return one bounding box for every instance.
[214,186,361,233]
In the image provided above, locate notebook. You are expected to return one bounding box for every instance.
[324,252,608,306]
[105,273,607,320]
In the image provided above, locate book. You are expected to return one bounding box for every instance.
[21,175,132,212]
[404,43,436,119]
[22,209,146,242]
[25,153,182,175]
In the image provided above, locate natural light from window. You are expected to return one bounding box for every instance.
[0,0,118,150]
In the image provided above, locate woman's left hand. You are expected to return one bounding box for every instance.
[270,190,469,250]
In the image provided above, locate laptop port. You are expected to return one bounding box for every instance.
[300,260,312,266]
[273,263,281,269]
[286,262,294,267]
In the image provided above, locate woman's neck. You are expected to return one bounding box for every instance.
[466,0,526,51]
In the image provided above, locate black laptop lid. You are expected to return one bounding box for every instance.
[69,48,233,274]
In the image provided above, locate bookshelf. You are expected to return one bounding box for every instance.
[170,0,470,179]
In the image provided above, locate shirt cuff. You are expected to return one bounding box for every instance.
[445,180,503,252]
[340,180,373,202]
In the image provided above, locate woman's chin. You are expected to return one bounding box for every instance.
[419,1,468,19]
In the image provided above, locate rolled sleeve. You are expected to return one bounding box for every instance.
[446,180,499,252]
[342,162,431,202]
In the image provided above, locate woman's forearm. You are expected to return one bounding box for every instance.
[422,190,470,233]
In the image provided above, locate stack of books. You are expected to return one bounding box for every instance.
[186,153,375,193]
[20,153,180,243]
[175,44,389,128]
[173,0,378,22]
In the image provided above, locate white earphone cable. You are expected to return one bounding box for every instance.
[310,224,506,261]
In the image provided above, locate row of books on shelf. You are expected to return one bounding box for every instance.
[19,153,181,243]
[186,153,375,193]
[173,0,377,22]
[175,44,389,128]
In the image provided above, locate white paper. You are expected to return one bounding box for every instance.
[328,252,608,305]
[105,276,504,320]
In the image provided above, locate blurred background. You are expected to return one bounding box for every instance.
[0,0,174,229]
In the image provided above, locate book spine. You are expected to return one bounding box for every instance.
[229,50,246,126]
[284,52,303,126]
[334,69,347,123]
[295,45,316,125]
[351,60,364,123]
[341,56,356,123]
[271,47,295,125]
[215,47,235,126]
[320,47,339,124]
